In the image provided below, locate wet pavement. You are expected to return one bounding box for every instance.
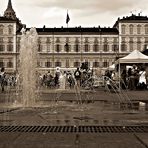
[0,89,148,147]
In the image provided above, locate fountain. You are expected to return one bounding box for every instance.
[18,27,39,107]
[0,27,147,128]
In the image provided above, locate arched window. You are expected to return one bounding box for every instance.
[0,25,4,35]
[145,24,148,34]
[137,25,141,34]
[8,25,13,35]
[121,24,126,34]
[129,24,134,34]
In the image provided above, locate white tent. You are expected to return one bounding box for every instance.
[115,50,148,90]
[116,49,148,64]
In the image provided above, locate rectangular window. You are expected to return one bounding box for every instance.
[74,62,80,67]
[84,44,89,52]
[7,44,13,52]
[93,44,99,52]
[129,25,134,34]
[8,26,13,35]
[7,61,13,68]
[137,43,141,51]
[121,37,126,42]
[0,61,4,67]
[65,44,70,52]
[8,37,13,43]
[45,61,51,68]
[0,26,4,35]
[0,45,5,52]
[103,44,109,52]
[0,37,3,43]
[93,62,99,68]
[112,44,118,52]
[55,61,61,67]
[103,61,108,68]
[129,37,133,43]
[145,37,148,43]
[121,25,126,34]
[38,44,43,52]
[137,37,141,43]
[145,25,148,34]
[129,43,134,52]
[74,44,79,52]
[56,44,60,52]
[137,26,141,34]
[47,45,50,52]
[121,44,127,52]
[66,59,69,68]
[16,44,20,52]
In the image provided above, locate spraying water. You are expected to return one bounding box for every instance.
[19,27,39,107]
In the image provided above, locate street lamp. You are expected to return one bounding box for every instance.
[52,31,55,74]
[99,26,102,68]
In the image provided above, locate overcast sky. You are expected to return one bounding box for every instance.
[0,0,148,28]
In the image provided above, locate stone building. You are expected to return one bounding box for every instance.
[0,0,148,73]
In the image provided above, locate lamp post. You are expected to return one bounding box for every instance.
[99,26,102,68]
[80,28,83,64]
[52,31,55,74]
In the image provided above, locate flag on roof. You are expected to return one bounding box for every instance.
[66,11,70,24]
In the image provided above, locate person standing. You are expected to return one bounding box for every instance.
[145,67,148,89]
[138,68,146,90]
[74,67,81,88]
[0,67,6,92]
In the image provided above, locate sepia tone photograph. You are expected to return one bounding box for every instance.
[0,0,148,147]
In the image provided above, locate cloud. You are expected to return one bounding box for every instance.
[18,0,145,19]
[1,0,148,27]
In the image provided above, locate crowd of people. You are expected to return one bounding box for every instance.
[39,63,94,90]
[105,65,148,90]
[0,63,95,92]
[0,63,148,92]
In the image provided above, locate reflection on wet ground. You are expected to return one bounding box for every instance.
[0,100,148,126]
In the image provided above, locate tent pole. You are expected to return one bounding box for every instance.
[119,63,121,92]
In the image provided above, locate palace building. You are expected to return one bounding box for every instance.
[1,0,148,73]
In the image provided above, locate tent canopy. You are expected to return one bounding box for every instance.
[116,49,148,64]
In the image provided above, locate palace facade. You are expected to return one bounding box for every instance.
[1,0,148,73]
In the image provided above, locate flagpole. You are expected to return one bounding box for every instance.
[67,9,68,28]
